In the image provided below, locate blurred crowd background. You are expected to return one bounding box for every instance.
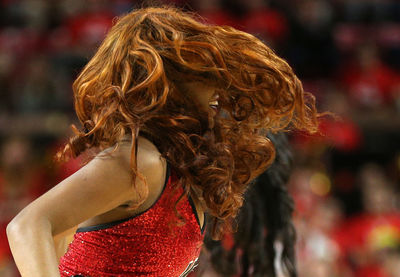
[0,0,400,276]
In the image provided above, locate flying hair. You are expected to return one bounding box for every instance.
[57,6,320,238]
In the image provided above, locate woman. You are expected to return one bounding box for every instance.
[7,6,319,277]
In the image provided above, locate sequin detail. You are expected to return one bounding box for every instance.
[59,166,204,276]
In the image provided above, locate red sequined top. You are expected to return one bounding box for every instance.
[59,163,205,277]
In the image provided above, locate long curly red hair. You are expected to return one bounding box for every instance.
[58,6,319,237]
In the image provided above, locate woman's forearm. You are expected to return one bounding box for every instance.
[7,214,61,277]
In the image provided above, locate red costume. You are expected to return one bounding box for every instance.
[59,164,205,276]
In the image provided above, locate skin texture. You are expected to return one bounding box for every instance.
[182,82,218,113]
[6,84,215,277]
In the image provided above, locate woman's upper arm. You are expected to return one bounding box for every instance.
[12,140,165,236]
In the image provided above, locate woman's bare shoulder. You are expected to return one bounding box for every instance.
[10,135,166,237]
[75,136,168,228]
[103,135,165,177]
[98,135,167,201]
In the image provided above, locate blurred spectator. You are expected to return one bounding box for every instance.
[319,89,362,152]
[285,0,338,78]
[339,43,400,110]
[193,0,237,27]
[0,137,37,217]
[0,137,36,276]
[289,166,353,277]
[240,0,288,47]
[340,0,396,24]
[300,259,340,277]
[63,1,113,52]
[337,163,400,277]
[382,249,400,277]
[10,55,69,114]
